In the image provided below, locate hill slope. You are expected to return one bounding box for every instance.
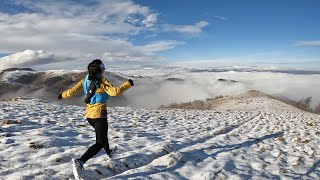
[164,90,313,114]
[0,95,320,179]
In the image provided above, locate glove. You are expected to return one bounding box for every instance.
[58,93,63,100]
[128,79,134,86]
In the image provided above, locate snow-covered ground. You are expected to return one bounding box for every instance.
[0,96,320,179]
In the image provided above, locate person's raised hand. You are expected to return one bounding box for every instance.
[128,79,134,86]
[58,93,63,100]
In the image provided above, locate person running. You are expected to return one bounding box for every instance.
[58,59,133,178]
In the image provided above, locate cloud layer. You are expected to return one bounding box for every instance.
[162,21,209,34]
[122,70,320,108]
[0,0,209,69]
[0,50,75,70]
[295,40,320,46]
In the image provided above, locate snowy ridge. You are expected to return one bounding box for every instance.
[0,96,320,179]
[209,90,307,114]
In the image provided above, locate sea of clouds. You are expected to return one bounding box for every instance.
[1,50,320,109]
[121,68,320,108]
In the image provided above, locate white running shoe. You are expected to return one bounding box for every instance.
[72,158,84,180]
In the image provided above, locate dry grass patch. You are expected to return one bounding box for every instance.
[1,119,21,125]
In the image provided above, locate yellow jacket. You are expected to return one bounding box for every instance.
[62,77,132,118]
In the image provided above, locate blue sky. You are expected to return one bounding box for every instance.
[135,0,320,62]
[0,0,320,70]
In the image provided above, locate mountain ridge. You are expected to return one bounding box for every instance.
[162,90,317,115]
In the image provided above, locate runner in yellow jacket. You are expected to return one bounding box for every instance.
[58,59,133,178]
[61,72,132,118]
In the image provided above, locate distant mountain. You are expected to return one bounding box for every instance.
[0,68,35,75]
[217,78,238,83]
[0,68,130,106]
[165,78,184,82]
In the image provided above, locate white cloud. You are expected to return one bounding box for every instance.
[137,40,185,54]
[0,50,75,70]
[101,40,183,62]
[102,51,158,62]
[162,21,209,34]
[294,40,320,46]
[214,16,228,21]
[0,40,183,70]
[0,0,209,69]
[142,14,158,28]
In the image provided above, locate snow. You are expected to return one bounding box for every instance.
[0,96,320,179]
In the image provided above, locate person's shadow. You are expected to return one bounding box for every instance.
[300,159,320,178]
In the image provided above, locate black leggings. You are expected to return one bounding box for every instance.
[80,118,111,163]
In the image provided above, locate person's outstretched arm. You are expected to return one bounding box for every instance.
[102,78,133,96]
[59,79,84,99]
